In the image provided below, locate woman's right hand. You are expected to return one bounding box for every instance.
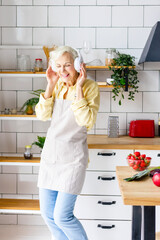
[43,66,59,99]
[46,65,59,86]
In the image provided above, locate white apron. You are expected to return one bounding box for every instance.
[37,97,89,195]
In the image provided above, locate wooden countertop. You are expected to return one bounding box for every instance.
[87,135,160,150]
[116,166,160,206]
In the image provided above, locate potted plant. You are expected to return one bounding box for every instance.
[32,136,46,149]
[20,89,44,114]
[109,52,139,105]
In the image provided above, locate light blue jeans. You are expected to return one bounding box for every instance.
[39,188,88,240]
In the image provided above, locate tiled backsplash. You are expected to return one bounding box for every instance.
[0,0,160,225]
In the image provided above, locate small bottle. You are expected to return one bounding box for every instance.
[105,48,117,66]
[4,108,10,115]
[34,58,43,72]
[24,145,33,159]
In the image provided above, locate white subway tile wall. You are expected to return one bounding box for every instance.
[98,0,128,5]
[17,174,38,194]
[2,77,32,91]
[2,28,32,45]
[80,7,111,27]
[144,6,160,27]
[18,215,45,226]
[0,6,16,26]
[2,0,32,5]
[49,7,79,27]
[33,28,64,46]
[96,28,127,48]
[0,174,16,193]
[65,28,95,48]
[17,7,47,27]
[128,28,151,49]
[1,1,160,225]
[33,0,64,5]
[0,215,17,225]
[112,6,143,27]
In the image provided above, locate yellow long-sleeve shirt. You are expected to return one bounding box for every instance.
[35,78,100,131]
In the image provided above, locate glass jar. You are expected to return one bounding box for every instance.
[108,116,119,138]
[17,55,31,71]
[24,145,33,159]
[105,48,117,66]
[34,58,43,72]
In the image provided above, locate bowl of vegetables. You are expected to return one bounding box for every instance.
[127,152,151,171]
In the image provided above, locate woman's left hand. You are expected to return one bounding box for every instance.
[76,63,87,88]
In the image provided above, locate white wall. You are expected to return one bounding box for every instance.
[0,0,160,225]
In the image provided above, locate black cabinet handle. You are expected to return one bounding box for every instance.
[98,176,115,181]
[97,224,115,229]
[157,154,160,157]
[98,201,116,205]
[97,152,116,156]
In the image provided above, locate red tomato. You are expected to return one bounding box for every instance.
[136,160,141,166]
[140,154,146,159]
[134,152,140,157]
[131,155,136,160]
[146,157,151,160]
[133,165,138,170]
[140,160,146,167]
[152,173,160,187]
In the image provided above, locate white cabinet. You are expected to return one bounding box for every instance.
[78,149,133,240]
[80,220,131,240]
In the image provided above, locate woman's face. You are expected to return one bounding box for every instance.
[55,52,78,84]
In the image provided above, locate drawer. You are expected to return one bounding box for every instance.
[75,195,131,220]
[134,150,160,166]
[88,149,133,171]
[80,220,131,240]
[81,171,120,195]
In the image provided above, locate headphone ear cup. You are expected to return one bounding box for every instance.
[49,59,57,72]
[74,57,81,73]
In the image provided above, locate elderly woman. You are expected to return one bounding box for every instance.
[35,46,100,240]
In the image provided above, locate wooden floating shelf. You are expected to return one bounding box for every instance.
[0,114,40,120]
[0,114,36,117]
[0,199,40,211]
[0,156,40,163]
[0,66,135,74]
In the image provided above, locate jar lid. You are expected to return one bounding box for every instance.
[35,58,42,61]
[25,145,32,148]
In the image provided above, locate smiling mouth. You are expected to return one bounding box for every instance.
[61,74,69,78]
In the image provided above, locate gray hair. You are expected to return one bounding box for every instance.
[49,46,78,63]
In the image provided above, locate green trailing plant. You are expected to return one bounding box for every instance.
[20,89,45,113]
[109,52,139,106]
[124,166,160,182]
[32,136,46,149]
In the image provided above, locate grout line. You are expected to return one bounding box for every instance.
[79,6,80,27]
[111,6,112,27]
[47,5,49,27]
[143,5,144,27]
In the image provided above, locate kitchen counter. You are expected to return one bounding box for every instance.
[116,166,159,240]
[87,135,160,150]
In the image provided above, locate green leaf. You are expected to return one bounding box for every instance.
[32,136,46,149]
[124,166,160,182]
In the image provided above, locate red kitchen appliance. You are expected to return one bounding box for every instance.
[129,120,155,138]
